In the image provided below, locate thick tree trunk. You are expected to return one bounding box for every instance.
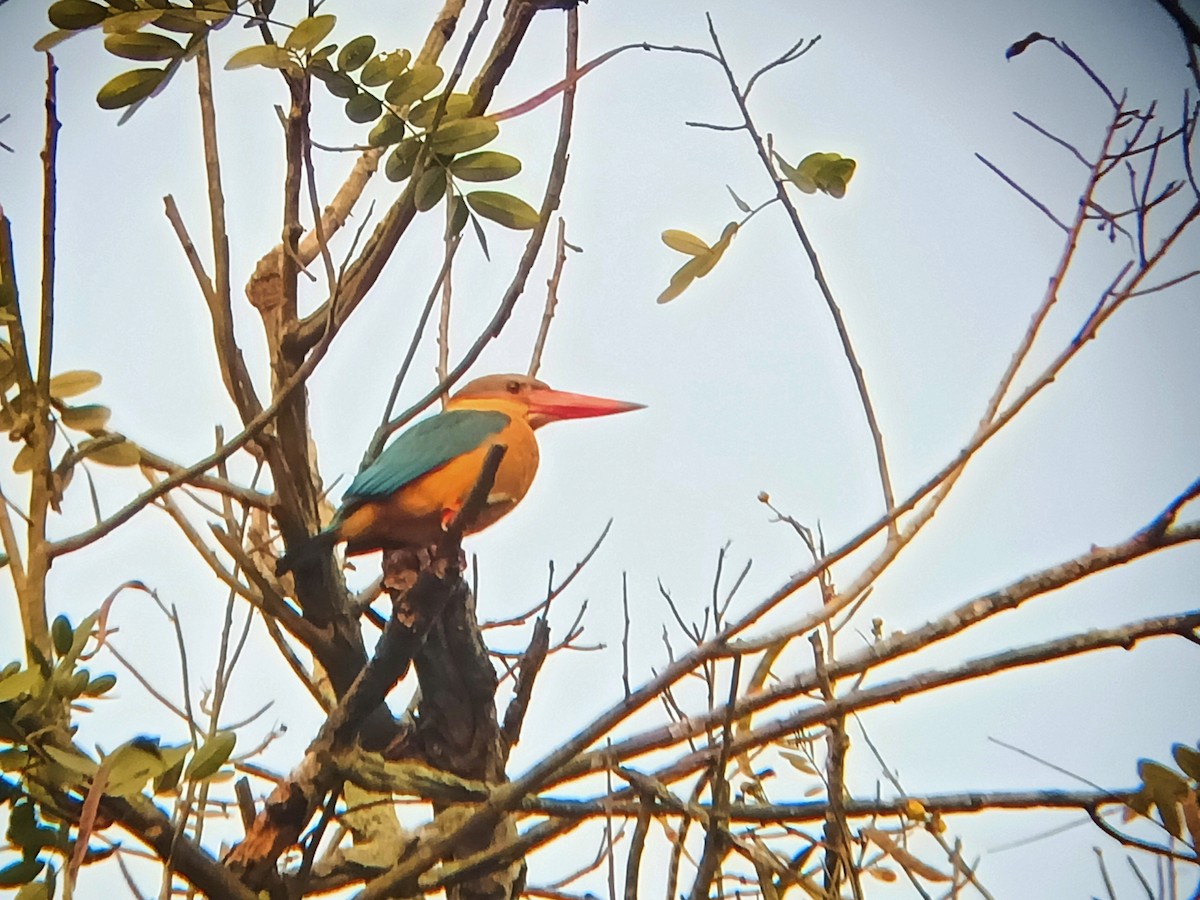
[384,549,523,900]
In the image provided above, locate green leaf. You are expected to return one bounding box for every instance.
[79,437,140,467]
[790,151,857,199]
[368,113,406,148]
[185,731,236,781]
[0,857,44,888]
[226,44,292,71]
[408,93,473,129]
[60,404,112,432]
[60,611,98,668]
[657,255,704,304]
[776,152,815,193]
[466,191,539,230]
[1006,32,1052,60]
[345,92,383,124]
[360,49,410,87]
[96,68,165,110]
[103,31,182,61]
[48,0,107,30]
[661,229,709,256]
[12,445,35,474]
[446,195,469,238]
[106,739,169,797]
[384,138,421,182]
[0,669,41,703]
[284,14,336,53]
[33,30,75,52]
[429,117,498,155]
[152,744,189,795]
[657,223,736,304]
[51,615,73,657]
[42,745,99,778]
[727,184,752,213]
[153,9,215,33]
[48,369,101,399]
[1140,759,1188,838]
[385,63,442,107]
[101,9,163,34]
[83,673,117,696]
[692,221,739,278]
[449,151,521,182]
[1173,744,1200,782]
[0,747,28,771]
[337,35,375,72]
[310,63,358,98]
[15,880,51,900]
[414,168,447,212]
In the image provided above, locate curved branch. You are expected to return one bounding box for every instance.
[705,16,898,536]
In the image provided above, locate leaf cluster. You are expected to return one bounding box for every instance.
[1127,743,1200,848]
[0,355,139,513]
[224,14,540,248]
[40,0,237,118]
[0,612,238,893]
[775,150,857,198]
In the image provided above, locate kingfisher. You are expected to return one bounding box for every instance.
[276,373,643,574]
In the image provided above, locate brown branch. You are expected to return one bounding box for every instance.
[528,217,572,378]
[14,55,61,661]
[500,616,551,760]
[437,214,455,404]
[623,795,653,900]
[519,787,1137,823]
[811,631,861,899]
[562,516,1200,784]
[705,16,898,538]
[195,43,262,423]
[0,218,28,597]
[103,794,259,900]
[482,520,612,630]
[36,53,58,415]
[45,257,349,560]
[371,234,462,453]
[1151,0,1200,92]
[654,610,1200,789]
[137,444,272,509]
[976,153,1072,230]
[1087,803,1200,863]
[226,448,506,889]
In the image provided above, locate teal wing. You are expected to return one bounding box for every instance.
[343,409,510,503]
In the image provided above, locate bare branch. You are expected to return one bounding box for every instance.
[976,152,1071,231]
[705,16,899,538]
[528,217,571,378]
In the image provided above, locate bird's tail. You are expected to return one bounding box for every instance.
[275,529,338,576]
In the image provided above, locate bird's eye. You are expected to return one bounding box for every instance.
[506,380,521,394]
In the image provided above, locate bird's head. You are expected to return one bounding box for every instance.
[450,373,645,429]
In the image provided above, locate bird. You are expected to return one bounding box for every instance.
[276,373,644,574]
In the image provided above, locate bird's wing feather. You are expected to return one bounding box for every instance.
[343,409,510,502]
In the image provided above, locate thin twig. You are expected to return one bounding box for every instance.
[363,4,582,464]
[976,153,1071,231]
[705,16,899,537]
[528,217,572,377]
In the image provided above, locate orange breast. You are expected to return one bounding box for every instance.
[338,417,540,554]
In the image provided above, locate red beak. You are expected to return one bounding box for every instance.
[525,387,645,424]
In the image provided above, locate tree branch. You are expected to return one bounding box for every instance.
[705,15,898,538]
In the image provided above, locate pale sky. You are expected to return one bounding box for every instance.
[1,0,1198,897]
